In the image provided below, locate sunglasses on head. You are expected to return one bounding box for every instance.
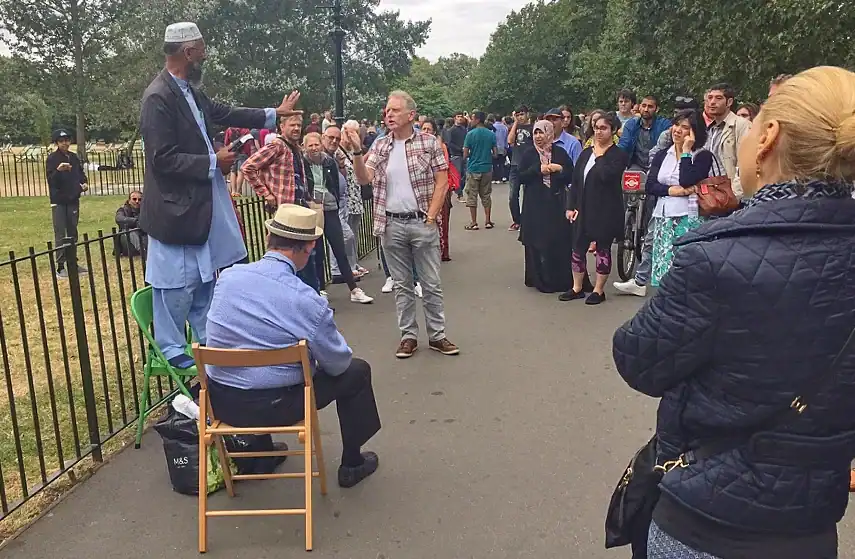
[675,96,695,104]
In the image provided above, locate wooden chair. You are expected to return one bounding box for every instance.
[192,341,328,553]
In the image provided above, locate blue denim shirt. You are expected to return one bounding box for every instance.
[205,251,352,389]
[145,74,276,288]
[554,131,583,165]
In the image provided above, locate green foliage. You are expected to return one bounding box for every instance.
[0,93,53,144]
[457,0,855,115]
[394,53,479,117]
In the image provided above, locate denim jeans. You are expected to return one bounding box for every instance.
[381,218,445,341]
[634,214,655,286]
[508,165,522,225]
[380,243,419,283]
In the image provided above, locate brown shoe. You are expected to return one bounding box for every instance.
[395,338,418,359]
[429,338,460,355]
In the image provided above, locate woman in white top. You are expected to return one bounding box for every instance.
[646,109,714,286]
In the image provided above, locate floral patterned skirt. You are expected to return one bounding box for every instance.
[651,215,705,287]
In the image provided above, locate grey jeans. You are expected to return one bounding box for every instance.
[52,201,80,270]
[634,213,655,286]
[381,217,446,342]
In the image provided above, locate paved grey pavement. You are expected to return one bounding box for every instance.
[4,183,855,559]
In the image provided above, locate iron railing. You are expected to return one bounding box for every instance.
[0,196,376,521]
[0,148,145,198]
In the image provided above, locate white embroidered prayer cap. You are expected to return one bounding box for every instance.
[164,22,203,43]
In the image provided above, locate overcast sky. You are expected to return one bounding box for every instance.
[377,0,530,61]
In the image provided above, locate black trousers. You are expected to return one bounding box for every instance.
[323,209,356,290]
[52,201,80,270]
[207,358,381,454]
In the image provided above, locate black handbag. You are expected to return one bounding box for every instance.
[605,327,855,553]
[605,435,662,552]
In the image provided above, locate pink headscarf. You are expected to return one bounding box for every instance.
[533,120,554,186]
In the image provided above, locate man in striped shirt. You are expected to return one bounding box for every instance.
[350,90,460,359]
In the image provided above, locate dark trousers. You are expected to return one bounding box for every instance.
[52,201,80,270]
[493,154,508,182]
[508,165,522,225]
[297,249,322,293]
[450,155,466,194]
[207,358,381,460]
[323,209,356,290]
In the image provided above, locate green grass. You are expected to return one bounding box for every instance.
[0,195,129,256]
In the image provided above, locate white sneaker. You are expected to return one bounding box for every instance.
[613,280,647,297]
[319,290,328,299]
[414,283,423,298]
[382,277,394,293]
[350,287,374,304]
[357,265,370,276]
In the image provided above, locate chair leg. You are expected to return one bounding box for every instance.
[304,407,313,550]
[198,423,208,552]
[311,404,327,496]
[214,434,235,497]
[134,370,151,449]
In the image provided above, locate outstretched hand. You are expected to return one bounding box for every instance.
[276,90,303,117]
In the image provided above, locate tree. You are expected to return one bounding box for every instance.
[0,0,137,159]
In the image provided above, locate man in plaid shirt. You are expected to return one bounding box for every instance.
[350,90,460,359]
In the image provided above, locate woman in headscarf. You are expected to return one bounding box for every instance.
[561,112,627,305]
[517,120,574,293]
[421,119,455,261]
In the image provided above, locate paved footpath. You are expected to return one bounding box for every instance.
[4,184,855,559]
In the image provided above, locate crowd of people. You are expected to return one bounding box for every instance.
[40,18,855,559]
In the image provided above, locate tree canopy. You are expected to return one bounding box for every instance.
[0,0,428,144]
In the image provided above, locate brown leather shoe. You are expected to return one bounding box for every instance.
[429,338,460,355]
[395,338,418,359]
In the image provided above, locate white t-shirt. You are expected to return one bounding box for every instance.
[583,152,597,183]
[385,139,419,213]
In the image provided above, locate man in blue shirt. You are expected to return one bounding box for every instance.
[205,204,381,488]
[491,116,509,183]
[543,108,582,164]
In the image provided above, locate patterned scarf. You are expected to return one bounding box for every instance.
[745,180,854,207]
[533,120,553,187]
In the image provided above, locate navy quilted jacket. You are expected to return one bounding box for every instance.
[614,193,855,535]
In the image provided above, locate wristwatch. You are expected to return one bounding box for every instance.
[352,149,364,156]
[425,215,436,224]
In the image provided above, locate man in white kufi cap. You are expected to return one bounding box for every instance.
[138,22,303,370]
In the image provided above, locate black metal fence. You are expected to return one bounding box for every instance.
[0,196,376,521]
[0,148,145,198]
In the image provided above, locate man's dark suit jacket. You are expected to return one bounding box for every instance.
[139,69,269,246]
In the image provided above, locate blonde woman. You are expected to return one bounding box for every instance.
[614,66,855,558]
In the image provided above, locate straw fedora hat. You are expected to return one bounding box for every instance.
[264,204,323,241]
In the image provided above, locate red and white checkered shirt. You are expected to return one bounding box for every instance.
[242,137,305,206]
[365,130,449,235]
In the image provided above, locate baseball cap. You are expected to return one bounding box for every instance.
[544,107,562,118]
[52,129,71,143]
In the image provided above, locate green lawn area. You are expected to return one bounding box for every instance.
[0,195,129,256]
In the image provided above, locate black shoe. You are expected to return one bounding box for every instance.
[558,289,586,302]
[338,451,379,488]
[585,292,606,305]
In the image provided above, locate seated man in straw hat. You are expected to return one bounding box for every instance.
[204,204,381,488]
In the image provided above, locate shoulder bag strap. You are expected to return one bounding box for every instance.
[661,328,855,471]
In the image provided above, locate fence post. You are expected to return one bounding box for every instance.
[64,236,103,462]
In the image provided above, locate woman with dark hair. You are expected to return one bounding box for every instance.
[561,112,627,305]
[421,119,454,261]
[517,120,574,293]
[736,102,759,121]
[647,109,713,286]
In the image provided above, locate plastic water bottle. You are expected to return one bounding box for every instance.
[172,394,200,420]
[687,194,699,219]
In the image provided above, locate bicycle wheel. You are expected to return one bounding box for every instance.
[617,210,637,281]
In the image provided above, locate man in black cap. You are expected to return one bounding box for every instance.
[46,129,88,278]
[443,112,469,202]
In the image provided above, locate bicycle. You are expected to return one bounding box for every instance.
[617,170,647,281]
